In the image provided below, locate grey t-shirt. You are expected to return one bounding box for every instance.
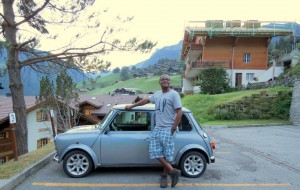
[149,89,182,130]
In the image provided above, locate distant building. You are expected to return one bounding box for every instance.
[113,88,143,95]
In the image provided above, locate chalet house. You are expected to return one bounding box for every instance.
[113,88,143,95]
[0,97,55,164]
[181,20,294,94]
[78,94,144,124]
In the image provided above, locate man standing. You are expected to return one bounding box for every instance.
[125,74,182,188]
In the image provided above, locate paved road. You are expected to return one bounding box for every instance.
[13,125,300,190]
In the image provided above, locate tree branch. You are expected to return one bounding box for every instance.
[17,38,36,50]
[19,49,109,67]
[15,0,50,27]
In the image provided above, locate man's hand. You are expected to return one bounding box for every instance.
[171,127,176,135]
[125,98,150,110]
[125,105,133,110]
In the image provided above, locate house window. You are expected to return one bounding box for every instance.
[243,53,251,63]
[0,157,6,164]
[0,132,6,139]
[37,138,49,149]
[36,110,49,122]
[246,73,254,81]
[84,109,93,115]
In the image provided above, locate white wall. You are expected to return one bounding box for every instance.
[26,109,53,152]
[182,78,194,93]
[227,68,283,87]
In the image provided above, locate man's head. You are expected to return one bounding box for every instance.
[159,74,171,91]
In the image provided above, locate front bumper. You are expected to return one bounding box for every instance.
[53,154,59,162]
[210,155,215,163]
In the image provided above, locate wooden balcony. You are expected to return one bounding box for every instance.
[0,128,14,157]
[181,43,203,60]
[185,59,230,78]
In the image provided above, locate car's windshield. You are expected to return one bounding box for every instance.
[97,109,114,130]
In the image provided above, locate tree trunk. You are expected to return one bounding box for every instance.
[2,0,28,155]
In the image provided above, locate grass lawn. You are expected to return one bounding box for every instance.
[0,143,54,179]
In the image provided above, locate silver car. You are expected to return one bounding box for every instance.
[54,104,215,178]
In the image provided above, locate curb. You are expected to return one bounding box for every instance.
[0,151,55,190]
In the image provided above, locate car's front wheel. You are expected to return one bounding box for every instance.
[179,151,207,178]
[63,150,93,178]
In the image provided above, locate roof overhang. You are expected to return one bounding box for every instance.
[186,27,293,39]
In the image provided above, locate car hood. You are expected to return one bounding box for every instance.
[65,125,99,133]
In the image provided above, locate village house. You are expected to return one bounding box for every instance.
[78,94,144,123]
[181,20,295,94]
[0,96,55,164]
[113,88,143,95]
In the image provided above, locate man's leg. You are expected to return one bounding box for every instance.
[158,157,173,173]
[157,157,181,188]
[157,157,172,188]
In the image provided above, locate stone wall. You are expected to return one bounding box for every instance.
[290,79,300,126]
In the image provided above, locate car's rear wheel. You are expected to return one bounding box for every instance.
[179,151,207,178]
[63,150,93,178]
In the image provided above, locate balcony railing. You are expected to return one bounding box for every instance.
[185,59,229,77]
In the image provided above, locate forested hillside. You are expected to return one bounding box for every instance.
[79,74,182,95]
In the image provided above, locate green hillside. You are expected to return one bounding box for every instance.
[82,74,182,95]
[182,86,292,125]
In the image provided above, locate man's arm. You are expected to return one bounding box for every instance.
[171,108,182,135]
[125,98,150,110]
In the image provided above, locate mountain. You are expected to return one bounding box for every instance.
[0,48,88,96]
[135,41,182,68]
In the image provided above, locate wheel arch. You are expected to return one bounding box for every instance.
[60,144,99,169]
[174,144,209,165]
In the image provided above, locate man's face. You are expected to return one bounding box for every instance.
[159,76,170,88]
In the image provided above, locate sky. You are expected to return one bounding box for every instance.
[42,0,300,70]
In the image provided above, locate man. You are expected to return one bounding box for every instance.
[125,74,182,188]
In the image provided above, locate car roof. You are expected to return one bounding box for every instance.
[113,104,191,112]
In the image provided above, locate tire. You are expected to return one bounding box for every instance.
[179,151,207,178]
[63,150,93,178]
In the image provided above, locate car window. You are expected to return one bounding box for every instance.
[153,113,193,131]
[109,111,151,131]
[178,114,193,131]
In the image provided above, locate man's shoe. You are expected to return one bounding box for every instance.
[160,174,168,188]
[168,169,181,188]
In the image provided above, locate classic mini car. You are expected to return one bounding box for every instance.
[54,104,215,178]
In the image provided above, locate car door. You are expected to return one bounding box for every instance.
[100,110,158,166]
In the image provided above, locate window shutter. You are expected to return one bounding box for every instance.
[37,139,41,149]
[37,111,41,122]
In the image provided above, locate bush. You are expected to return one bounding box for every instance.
[271,91,292,119]
[198,68,230,94]
[179,92,185,98]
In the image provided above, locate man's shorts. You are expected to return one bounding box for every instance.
[149,128,176,162]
